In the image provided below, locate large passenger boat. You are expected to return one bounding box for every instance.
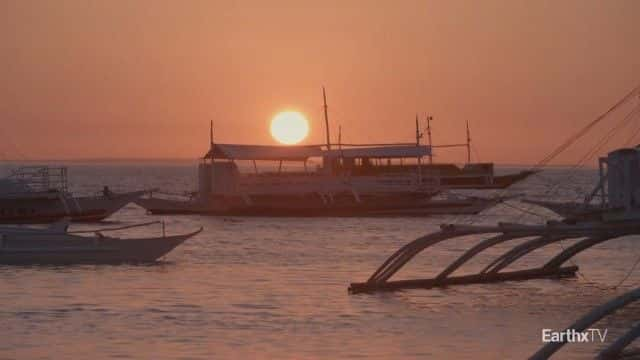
[136,142,451,217]
[135,89,516,217]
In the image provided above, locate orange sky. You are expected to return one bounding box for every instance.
[1,0,639,164]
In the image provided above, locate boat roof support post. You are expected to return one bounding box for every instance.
[426,114,433,164]
[466,120,471,164]
[323,86,331,151]
[600,158,607,208]
[416,114,423,185]
[624,154,632,210]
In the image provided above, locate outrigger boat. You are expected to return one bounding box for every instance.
[0,166,144,223]
[350,146,640,293]
[523,147,640,222]
[0,220,201,264]
[135,89,511,217]
[135,141,510,217]
[136,142,445,217]
[350,84,640,293]
[362,116,536,189]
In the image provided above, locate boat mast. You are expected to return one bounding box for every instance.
[209,120,215,164]
[466,120,471,164]
[338,125,343,173]
[415,114,422,145]
[322,87,332,151]
[415,114,423,185]
[210,120,214,148]
[426,114,433,164]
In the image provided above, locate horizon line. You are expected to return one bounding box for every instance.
[0,157,598,168]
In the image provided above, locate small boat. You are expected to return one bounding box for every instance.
[0,166,145,223]
[0,221,201,265]
[525,147,640,222]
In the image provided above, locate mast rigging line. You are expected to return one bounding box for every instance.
[528,103,640,204]
[533,83,640,169]
[68,221,162,234]
[430,143,469,148]
[624,115,640,147]
[576,104,640,167]
[466,83,640,226]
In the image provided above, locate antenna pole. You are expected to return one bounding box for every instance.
[415,114,423,185]
[322,87,332,150]
[466,120,471,164]
[415,114,420,145]
[426,114,433,164]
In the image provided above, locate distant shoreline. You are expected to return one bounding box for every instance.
[0,158,595,168]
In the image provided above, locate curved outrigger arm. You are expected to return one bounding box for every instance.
[529,287,640,360]
[349,222,640,294]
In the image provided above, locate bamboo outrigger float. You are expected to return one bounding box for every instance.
[350,146,640,294]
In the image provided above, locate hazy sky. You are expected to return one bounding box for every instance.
[1,0,639,164]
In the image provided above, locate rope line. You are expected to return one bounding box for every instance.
[69,221,161,233]
[613,251,640,289]
[534,84,640,169]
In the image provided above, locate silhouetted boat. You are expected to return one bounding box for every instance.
[135,89,510,217]
[349,146,640,294]
[135,142,446,217]
[350,162,537,189]
[0,166,144,223]
[0,221,201,264]
[366,115,537,189]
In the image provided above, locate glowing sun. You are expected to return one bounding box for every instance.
[270,111,309,144]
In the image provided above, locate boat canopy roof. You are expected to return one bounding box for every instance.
[205,144,323,161]
[324,145,431,159]
[205,144,431,161]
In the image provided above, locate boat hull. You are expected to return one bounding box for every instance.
[0,229,200,265]
[0,191,145,224]
[522,199,604,220]
[437,170,537,189]
[135,193,502,217]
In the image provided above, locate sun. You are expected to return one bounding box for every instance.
[270,111,309,145]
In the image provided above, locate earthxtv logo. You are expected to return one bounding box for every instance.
[542,328,608,343]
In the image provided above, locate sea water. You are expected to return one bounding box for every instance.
[0,162,638,359]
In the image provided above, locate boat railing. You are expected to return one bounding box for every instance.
[7,166,69,194]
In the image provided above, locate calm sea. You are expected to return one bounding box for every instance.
[0,162,638,359]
